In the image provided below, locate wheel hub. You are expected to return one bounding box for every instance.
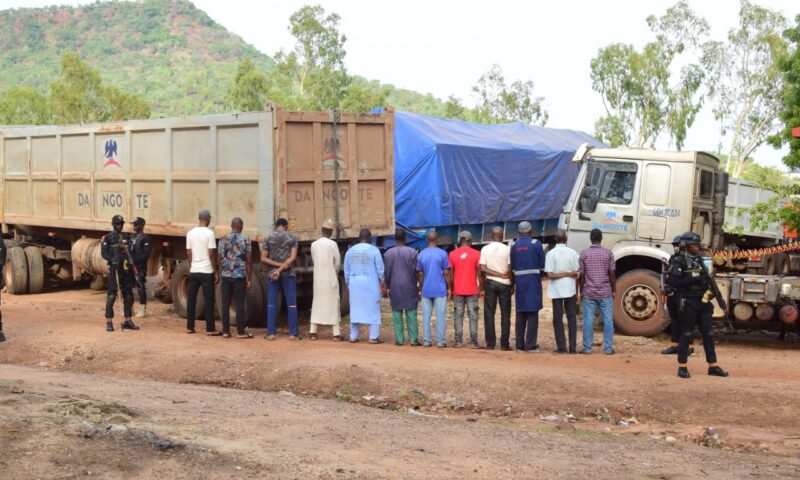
[622,285,659,321]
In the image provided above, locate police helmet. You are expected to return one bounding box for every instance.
[111,215,125,226]
[681,231,701,246]
[671,235,683,246]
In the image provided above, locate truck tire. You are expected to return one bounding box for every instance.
[24,246,45,294]
[169,262,205,319]
[774,253,789,275]
[214,275,266,328]
[613,269,669,336]
[4,246,29,295]
[764,255,776,275]
[339,274,350,316]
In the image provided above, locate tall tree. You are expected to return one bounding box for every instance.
[0,86,50,124]
[49,52,150,124]
[472,64,548,125]
[770,14,800,170]
[590,1,708,149]
[225,59,270,111]
[703,0,788,178]
[268,5,349,110]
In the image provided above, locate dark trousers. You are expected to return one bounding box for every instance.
[135,263,147,305]
[187,272,216,332]
[221,277,247,335]
[106,264,134,319]
[552,295,578,352]
[484,279,512,349]
[515,311,539,350]
[667,295,681,344]
[678,297,717,365]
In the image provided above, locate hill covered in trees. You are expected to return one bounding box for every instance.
[0,0,451,118]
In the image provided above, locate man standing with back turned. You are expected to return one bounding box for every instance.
[417,231,451,347]
[544,229,580,354]
[345,229,385,343]
[510,221,545,353]
[310,219,342,341]
[481,226,512,350]
[579,228,616,354]
[186,209,220,335]
[450,231,482,348]
[217,217,253,339]
[262,218,299,340]
[383,229,420,346]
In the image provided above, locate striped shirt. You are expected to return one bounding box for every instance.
[579,245,615,299]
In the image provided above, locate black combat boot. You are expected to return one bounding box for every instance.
[0,331,6,342]
[708,366,729,377]
[677,367,691,379]
[121,319,140,331]
[106,321,114,332]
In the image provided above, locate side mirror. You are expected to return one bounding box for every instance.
[578,186,598,220]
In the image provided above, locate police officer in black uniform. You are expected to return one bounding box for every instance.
[0,239,6,342]
[130,217,151,318]
[101,215,140,332]
[667,232,728,378]
[662,235,694,355]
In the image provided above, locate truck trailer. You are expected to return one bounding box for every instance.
[0,107,396,326]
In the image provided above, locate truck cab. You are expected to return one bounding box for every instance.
[558,145,726,335]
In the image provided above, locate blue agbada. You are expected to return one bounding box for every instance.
[510,237,545,312]
[344,243,385,325]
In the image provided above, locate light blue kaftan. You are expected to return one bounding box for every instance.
[344,243,385,325]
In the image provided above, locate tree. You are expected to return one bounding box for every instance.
[590,1,708,149]
[49,52,150,124]
[267,5,349,110]
[442,95,469,120]
[339,81,389,112]
[0,86,50,124]
[472,64,548,125]
[770,14,800,170]
[703,0,788,178]
[225,59,269,111]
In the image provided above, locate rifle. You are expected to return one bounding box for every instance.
[699,259,735,332]
[660,258,670,319]
[120,234,145,290]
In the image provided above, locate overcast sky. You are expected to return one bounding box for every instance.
[3,0,799,168]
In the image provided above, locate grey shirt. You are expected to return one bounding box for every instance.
[263,230,298,277]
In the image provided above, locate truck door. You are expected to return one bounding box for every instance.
[568,160,640,249]
[636,163,672,242]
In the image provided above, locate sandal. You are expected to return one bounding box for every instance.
[237,332,254,339]
[309,333,318,340]
[206,331,222,336]
[222,333,231,338]
[186,329,196,334]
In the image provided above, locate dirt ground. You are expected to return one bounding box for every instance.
[1,288,800,479]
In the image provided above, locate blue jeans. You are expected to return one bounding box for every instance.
[267,275,298,336]
[422,296,447,345]
[582,296,614,352]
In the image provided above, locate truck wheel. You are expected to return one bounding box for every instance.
[214,276,266,327]
[169,262,205,319]
[613,269,669,336]
[774,253,789,275]
[339,274,350,316]
[764,255,776,275]
[24,246,45,294]
[3,246,29,295]
[89,275,106,291]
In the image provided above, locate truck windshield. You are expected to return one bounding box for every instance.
[594,162,637,205]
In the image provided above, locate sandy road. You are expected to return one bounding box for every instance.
[0,289,799,478]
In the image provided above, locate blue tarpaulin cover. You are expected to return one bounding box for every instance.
[393,111,600,228]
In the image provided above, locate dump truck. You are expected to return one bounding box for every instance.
[560,145,800,336]
[0,107,396,326]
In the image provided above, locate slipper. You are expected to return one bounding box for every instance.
[237,332,254,339]
[222,333,231,338]
[265,334,276,341]
[206,331,222,336]
[186,329,196,334]
[309,333,318,340]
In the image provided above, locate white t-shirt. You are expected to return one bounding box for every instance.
[479,241,511,285]
[187,226,217,274]
[544,243,580,299]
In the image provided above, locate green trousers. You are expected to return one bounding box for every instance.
[392,309,418,344]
